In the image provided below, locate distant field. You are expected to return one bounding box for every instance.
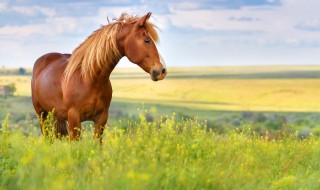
[1,66,320,134]
[1,66,320,112]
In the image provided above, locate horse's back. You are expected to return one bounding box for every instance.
[32,52,70,87]
[33,53,70,74]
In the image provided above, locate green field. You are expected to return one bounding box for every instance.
[2,114,320,189]
[1,66,320,189]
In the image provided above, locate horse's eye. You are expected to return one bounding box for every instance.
[144,39,150,44]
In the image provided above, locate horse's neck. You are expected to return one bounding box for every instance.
[97,55,123,81]
[94,25,128,81]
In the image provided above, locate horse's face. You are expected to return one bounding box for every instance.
[123,13,167,81]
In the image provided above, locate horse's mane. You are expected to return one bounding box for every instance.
[64,13,159,84]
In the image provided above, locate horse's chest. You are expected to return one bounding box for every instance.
[80,92,111,121]
[90,89,112,109]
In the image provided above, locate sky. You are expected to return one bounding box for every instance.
[0,0,320,68]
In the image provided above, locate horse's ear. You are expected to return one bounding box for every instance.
[138,12,152,27]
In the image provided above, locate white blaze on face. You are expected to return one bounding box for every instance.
[149,34,167,72]
[159,53,166,70]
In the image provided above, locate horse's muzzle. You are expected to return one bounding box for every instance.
[151,68,167,81]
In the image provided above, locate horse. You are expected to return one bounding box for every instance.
[31,12,167,142]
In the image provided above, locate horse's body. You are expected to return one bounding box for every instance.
[31,13,167,141]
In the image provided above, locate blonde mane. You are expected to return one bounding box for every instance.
[64,13,159,84]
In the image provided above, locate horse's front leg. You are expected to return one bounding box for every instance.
[93,111,108,144]
[67,108,82,141]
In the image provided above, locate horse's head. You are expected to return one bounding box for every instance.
[117,13,167,81]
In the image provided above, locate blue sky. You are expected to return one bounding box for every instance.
[0,0,320,68]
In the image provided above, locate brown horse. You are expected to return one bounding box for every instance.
[31,12,167,142]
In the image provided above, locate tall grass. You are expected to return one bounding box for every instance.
[1,112,320,190]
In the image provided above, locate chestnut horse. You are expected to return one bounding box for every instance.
[31,12,167,142]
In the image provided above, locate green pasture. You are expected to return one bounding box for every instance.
[2,114,320,190]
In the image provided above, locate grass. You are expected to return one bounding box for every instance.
[1,66,320,189]
[1,113,320,190]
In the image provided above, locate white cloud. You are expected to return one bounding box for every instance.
[96,6,133,23]
[0,2,7,11]
[296,19,320,32]
[168,5,279,31]
[11,6,38,16]
[167,0,320,49]
[0,24,44,37]
[0,16,90,38]
[109,0,133,3]
[35,6,56,17]
[168,9,215,30]
[45,17,91,34]
[150,14,171,31]
[10,5,56,17]
[170,2,201,10]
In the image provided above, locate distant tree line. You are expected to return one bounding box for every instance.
[0,67,29,75]
[18,67,26,75]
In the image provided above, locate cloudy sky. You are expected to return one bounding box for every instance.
[0,0,320,68]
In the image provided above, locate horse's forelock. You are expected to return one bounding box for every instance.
[114,13,159,43]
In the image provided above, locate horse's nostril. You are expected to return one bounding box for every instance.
[152,70,159,78]
[162,68,167,74]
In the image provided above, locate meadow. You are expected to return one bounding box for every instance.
[2,113,320,189]
[1,66,320,189]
